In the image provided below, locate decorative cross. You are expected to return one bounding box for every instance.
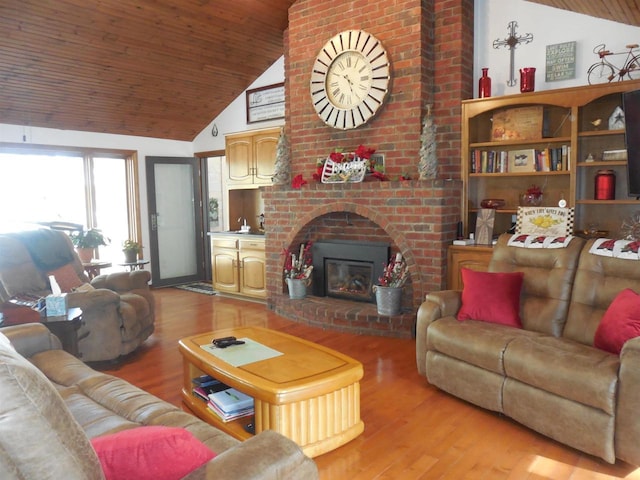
[493,21,534,86]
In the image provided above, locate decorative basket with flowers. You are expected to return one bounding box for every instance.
[282,242,313,282]
[373,253,408,315]
[283,242,313,299]
[313,145,384,183]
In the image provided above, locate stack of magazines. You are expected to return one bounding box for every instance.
[191,375,229,401]
[207,387,254,422]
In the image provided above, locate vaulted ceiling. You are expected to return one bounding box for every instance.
[525,0,640,28]
[0,1,637,141]
[0,0,295,141]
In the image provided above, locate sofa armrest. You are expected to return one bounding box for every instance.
[416,290,461,376]
[184,430,318,480]
[0,323,62,358]
[615,337,640,465]
[91,270,151,292]
[66,288,120,310]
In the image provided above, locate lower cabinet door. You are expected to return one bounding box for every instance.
[213,250,239,293]
[239,251,266,298]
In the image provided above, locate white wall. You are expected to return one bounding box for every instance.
[192,57,285,152]
[474,0,640,97]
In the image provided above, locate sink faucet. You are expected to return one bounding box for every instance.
[238,217,250,232]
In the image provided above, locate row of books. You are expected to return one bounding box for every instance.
[191,375,254,423]
[471,145,571,173]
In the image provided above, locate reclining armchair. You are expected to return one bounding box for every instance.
[0,228,154,362]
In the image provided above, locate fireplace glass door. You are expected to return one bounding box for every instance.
[326,260,374,302]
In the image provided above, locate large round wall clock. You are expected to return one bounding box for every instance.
[310,30,391,130]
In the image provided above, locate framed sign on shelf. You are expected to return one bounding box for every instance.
[246,83,285,123]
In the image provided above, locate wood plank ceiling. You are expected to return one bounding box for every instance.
[0,0,294,141]
[525,0,640,28]
[0,1,637,141]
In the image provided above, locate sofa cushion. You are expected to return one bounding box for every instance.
[0,332,104,480]
[91,426,216,480]
[48,262,84,292]
[504,335,619,415]
[427,317,542,375]
[594,288,640,355]
[564,239,640,346]
[489,234,584,336]
[457,268,524,327]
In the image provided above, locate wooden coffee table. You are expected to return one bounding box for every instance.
[179,326,364,457]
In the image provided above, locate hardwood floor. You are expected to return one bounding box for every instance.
[103,288,640,479]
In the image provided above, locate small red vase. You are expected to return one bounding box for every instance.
[479,68,491,98]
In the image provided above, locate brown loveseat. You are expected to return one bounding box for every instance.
[0,323,318,479]
[416,233,640,464]
[0,228,154,361]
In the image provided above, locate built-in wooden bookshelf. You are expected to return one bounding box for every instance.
[461,79,640,238]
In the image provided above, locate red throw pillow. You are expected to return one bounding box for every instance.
[594,288,640,355]
[47,263,84,293]
[91,426,216,480]
[457,268,524,327]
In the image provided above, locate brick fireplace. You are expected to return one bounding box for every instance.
[262,0,473,337]
[264,179,462,337]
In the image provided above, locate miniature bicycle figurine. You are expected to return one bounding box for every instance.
[587,43,640,84]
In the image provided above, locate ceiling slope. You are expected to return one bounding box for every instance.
[0,0,294,141]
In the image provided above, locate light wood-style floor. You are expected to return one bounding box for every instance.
[103,288,640,480]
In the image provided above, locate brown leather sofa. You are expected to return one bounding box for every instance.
[0,228,154,361]
[0,323,318,479]
[416,233,640,465]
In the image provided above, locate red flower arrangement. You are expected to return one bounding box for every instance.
[525,184,543,198]
[377,253,408,288]
[291,174,307,189]
[282,242,313,280]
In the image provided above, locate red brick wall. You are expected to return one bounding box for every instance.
[263,0,473,335]
[264,179,463,308]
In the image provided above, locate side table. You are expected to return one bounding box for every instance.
[82,260,112,280]
[118,259,150,271]
[42,308,83,357]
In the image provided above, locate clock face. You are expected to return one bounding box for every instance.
[310,30,391,130]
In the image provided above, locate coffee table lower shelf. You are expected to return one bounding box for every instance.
[179,327,364,458]
[181,371,363,458]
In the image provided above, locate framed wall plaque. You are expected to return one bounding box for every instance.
[246,83,285,123]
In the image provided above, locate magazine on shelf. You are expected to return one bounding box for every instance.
[191,375,229,402]
[206,400,254,422]
[208,387,253,413]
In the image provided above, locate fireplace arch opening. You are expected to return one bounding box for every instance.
[281,210,414,309]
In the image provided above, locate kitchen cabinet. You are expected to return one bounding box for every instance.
[225,128,280,187]
[211,234,266,299]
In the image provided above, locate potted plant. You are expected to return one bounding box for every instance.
[373,253,408,316]
[69,228,109,262]
[282,242,313,299]
[122,239,141,263]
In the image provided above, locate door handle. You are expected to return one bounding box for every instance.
[151,213,158,231]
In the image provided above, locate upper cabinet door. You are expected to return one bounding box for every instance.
[226,136,253,184]
[253,131,279,183]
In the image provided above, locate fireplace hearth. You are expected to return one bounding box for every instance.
[312,240,389,303]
